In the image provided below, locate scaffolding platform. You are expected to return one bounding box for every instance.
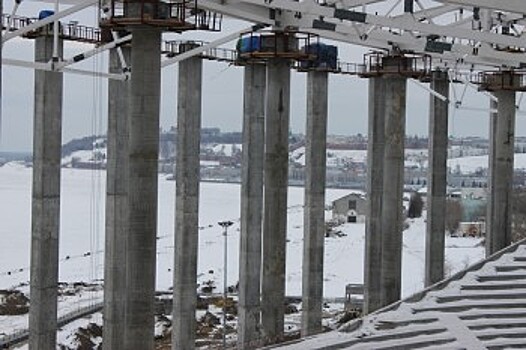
[237,31,318,61]
[478,70,526,92]
[163,40,269,66]
[99,0,222,32]
[2,14,102,44]
[359,51,432,79]
[163,40,237,63]
[295,60,367,75]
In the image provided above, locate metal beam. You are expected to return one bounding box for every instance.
[434,0,526,15]
[330,0,385,8]
[284,10,526,67]
[161,26,265,67]
[199,0,273,24]
[409,78,448,102]
[239,0,526,48]
[3,58,127,80]
[54,34,132,70]
[394,3,460,21]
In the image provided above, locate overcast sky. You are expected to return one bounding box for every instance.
[1,0,526,152]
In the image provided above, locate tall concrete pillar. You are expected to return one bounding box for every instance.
[29,32,63,350]
[380,73,407,307]
[364,77,386,314]
[261,57,291,344]
[238,63,266,349]
[301,71,328,336]
[172,43,203,350]
[425,70,449,286]
[487,90,516,256]
[486,98,497,253]
[103,45,131,350]
[123,28,161,350]
[0,0,3,141]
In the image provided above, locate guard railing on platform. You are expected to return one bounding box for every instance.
[163,40,238,63]
[2,13,102,44]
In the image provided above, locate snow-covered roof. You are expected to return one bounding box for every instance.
[277,239,526,349]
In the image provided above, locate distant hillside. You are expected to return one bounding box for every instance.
[0,152,31,162]
[62,136,105,158]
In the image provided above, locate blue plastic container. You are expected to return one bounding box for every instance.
[38,10,55,20]
[301,43,338,70]
[237,36,261,53]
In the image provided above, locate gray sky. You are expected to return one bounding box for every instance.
[2,1,526,152]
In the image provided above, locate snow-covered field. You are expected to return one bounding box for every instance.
[290,147,427,169]
[0,163,485,345]
[448,153,526,174]
[0,163,484,297]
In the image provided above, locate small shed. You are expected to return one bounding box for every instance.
[332,193,366,224]
[344,284,364,312]
[459,221,486,237]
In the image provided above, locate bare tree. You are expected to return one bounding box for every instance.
[407,192,424,218]
[512,188,526,242]
[446,199,463,235]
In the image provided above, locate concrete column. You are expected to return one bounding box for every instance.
[425,70,449,286]
[261,57,291,344]
[487,91,516,256]
[238,64,266,349]
[364,77,386,314]
[0,0,2,140]
[123,28,161,350]
[29,32,63,350]
[301,71,328,336]
[172,44,202,350]
[103,45,131,350]
[486,98,497,253]
[380,73,407,307]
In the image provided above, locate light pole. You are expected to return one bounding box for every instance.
[219,220,234,349]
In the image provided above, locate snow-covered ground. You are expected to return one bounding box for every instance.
[0,163,485,345]
[290,147,427,169]
[448,153,526,174]
[0,163,484,297]
[208,143,242,157]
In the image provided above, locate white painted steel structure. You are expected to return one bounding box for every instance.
[2,0,526,73]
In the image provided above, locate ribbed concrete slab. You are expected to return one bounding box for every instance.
[276,239,526,349]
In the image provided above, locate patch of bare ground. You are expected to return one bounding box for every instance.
[0,290,29,315]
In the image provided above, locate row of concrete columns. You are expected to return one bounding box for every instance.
[239,63,331,345]
[22,17,326,350]
[364,66,518,313]
[27,28,518,348]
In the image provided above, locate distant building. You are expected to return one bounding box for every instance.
[344,283,364,312]
[459,221,486,237]
[332,193,366,223]
[461,187,488,201]
[459,187,488,222]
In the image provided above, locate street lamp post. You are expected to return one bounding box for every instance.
[218,220,234,349]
